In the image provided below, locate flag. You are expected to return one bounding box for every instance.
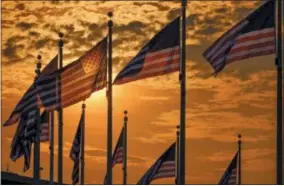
[3,55,58,126]
[103,127,125,184]
[114,17,180,85]
[40,111,49,142]
[70,113,83,185]
[36,37,107,112]
[112,127,124,166]
[10,114,33,172]
[203,0,275,75]
[219,152,239,185]
[137,142,176,185]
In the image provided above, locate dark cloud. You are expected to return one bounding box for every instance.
[115,21,147,36]
[133,2,170,12]
[29,31,40,37]
[186,14,201,27]
[35,38,49,49]
[15,3,25,11]
[16,22,36,31]
[3,36,26,60]
[85,148,106,157]
[196,26,221,35]
[215,7,228,14]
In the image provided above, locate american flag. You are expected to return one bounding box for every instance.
[137,142,176,185]
[114,17,180,85]
[70,112,83,185]
[3,55,58,126]
[203,0,275,75]
[219,152,239,185]
[10,114,33,172]
[40,111,49,142]
[103,127,125,184]
[36,37,107,112]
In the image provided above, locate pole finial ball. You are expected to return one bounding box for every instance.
[108,12,113,18]
[238,134,242,139]
[59,32,64,38]
[124,110,128,115]
[37,55,42,60]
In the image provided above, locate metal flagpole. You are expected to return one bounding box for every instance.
[176,125,180,184]
[107,12,113,185]
[238,134,242,185]
[58,32,64,184]
[276,0,283,184]
[179,0,187,184]
[49,111,54,184]
[123,110,128,185]
[81,102,86,185]
[34,55,42,181]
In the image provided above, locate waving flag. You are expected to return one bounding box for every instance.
[70,113,83,185]
[36,37,107,112]
[40,111,49,142]
[103,127,125,184]
[3,55,58,126]
[10,114,33,172]
[137,142,176,185]
[203,0,275,75]
[114,17,180,85]
[219,152,239,185]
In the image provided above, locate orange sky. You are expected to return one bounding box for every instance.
[1,0,283,184]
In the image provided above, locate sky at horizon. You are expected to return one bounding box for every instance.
[1,0,283,184]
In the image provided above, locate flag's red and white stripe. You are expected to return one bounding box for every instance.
[40,122,49,142]
[112,147,124,166]
[115,46,180,85]
[228,168,237,185]
[152,161,176,180]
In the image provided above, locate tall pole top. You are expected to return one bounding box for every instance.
[177,125,180,136]
[108,12,113,27]
[124,110,128,122]
[82,102,86,109]
[58,32,64,47]
[238,134,242,144]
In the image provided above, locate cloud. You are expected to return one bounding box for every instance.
[16,22,36,31]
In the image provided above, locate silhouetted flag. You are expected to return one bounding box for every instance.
[203,0,275,75]
[10,113,33,172]
[103,127,125,184]
[70,113,83,185]
[219,152,239,185]
[137,142,176,185]
[40,111,49,142]
[114,17,180,85]
[36,38,107,112]
[3,55,58,126]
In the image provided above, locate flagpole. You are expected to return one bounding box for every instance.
[49,111,54,184]
[81,102,86,185]
[123,110,128,185]
[176,125,180,185]
[276,0,283,184]
[58,32,64,184]
[107,12,113,185]
[34,55,42,181]
[238,134,242,185]
[180,0,187,184]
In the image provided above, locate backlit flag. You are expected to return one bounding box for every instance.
[70,113,83,185]
[219,152,239,185]
[203,0,275,75]
[114,17,180,85]
[137,142,176,185]
[103,127,125,184]
[40,111,49,142]
[10,114,33,172]
[112,127,124,166]
[36,37,107,111]
[3,55,58,126]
